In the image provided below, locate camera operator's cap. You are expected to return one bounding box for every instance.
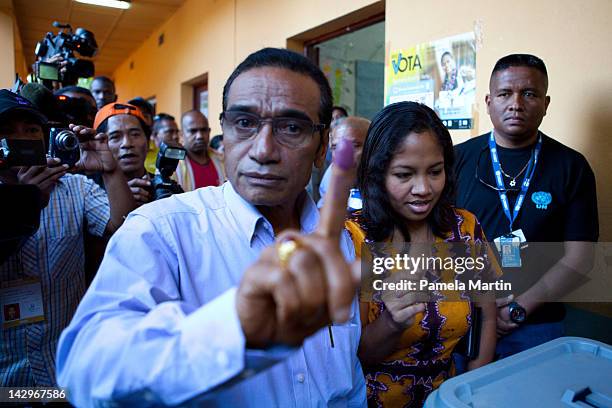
[0,89,48,125]
[93,102,147,131]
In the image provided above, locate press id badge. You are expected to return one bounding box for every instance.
[0,278,45,329]
[494,228,527,252]
[500,234,522,268]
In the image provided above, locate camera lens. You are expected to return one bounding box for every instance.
[56,130,79,151]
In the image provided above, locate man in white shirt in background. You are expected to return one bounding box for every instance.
[318,116,370,211]
[57,47,366,407]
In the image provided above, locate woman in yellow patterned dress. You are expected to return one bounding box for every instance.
[346,102,498,407]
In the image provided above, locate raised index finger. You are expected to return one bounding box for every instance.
[317,138,355,241]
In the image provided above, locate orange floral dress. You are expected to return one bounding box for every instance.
[346,208,499,408]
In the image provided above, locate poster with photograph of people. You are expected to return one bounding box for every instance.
[385,32,476,129]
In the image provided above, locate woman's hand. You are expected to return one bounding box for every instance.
[380,272,426,331]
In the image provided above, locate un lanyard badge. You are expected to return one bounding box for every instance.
[489,131,542,267]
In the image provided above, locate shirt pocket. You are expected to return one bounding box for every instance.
[322,322,360,403]
[40,195,82,242]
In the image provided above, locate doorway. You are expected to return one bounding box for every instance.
[193,79,209,118]
[306,18,385,120]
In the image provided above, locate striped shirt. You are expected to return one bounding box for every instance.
[0,173,110,386]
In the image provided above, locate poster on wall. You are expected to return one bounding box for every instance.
[321,60,356,115]
[385,32,476,129]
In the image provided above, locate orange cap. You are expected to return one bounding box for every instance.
[94,102,147,130]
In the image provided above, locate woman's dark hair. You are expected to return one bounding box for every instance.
[358,101,456,242]
[440,51,453,64]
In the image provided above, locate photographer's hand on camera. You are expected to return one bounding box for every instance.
[68,123,136,233]
[69,124,117,173]
[128,175,152,206]
[39,54,68,90]
[15,157,68,207]
[44,54,68,74]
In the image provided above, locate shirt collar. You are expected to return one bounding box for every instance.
[299,192,319,234]
[223,183,320,245]
[223,183,264,245]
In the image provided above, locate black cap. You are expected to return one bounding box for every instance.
[0,89,48,125]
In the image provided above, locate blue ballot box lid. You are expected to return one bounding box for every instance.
[425,337,612,408]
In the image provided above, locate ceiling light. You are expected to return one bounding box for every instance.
[75,0,131,9]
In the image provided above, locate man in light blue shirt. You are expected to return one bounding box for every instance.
[57,48,366,407]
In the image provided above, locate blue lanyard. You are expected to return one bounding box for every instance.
[488,131,542,232]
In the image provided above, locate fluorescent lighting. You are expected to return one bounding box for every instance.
[75,0,131,9]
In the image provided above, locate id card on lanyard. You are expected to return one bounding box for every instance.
[489,131,542,267]
[1,278,45,329]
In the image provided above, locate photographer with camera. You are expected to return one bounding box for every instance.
[19,82,96,130]
[94,102,158,206]
[0,89,134,387]
[145,113,180,175]
[34,22,98,88]
[151,141,185,200]
[151,113,180,148]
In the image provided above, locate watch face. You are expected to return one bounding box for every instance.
[509,304,526,323]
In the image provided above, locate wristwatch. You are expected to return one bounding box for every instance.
[508,301,527,324]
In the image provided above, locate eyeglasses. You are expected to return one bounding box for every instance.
[220,111,325,149]
[475,146,521,193]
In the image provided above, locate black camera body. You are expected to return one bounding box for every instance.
[48,128,80,167]
[151,142,186,200]
[34,22,98,84]
[0,138,47,169]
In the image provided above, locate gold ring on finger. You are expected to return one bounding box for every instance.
[277,239,301,269]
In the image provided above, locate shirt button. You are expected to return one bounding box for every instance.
[296,373,305,383]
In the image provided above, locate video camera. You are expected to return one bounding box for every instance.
[151,142,185,200]
[34,22,98,85]
[55,94,97,128]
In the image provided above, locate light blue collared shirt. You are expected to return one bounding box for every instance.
[56,183,366,407]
